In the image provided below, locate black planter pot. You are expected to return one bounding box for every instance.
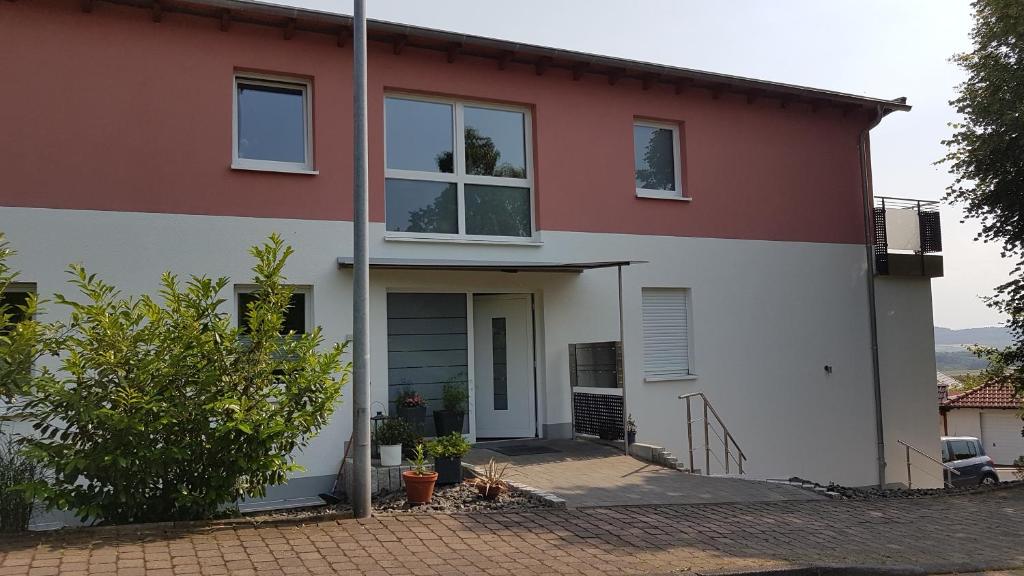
[627,431,636,446]
[433,410,465,437]
[434,456,463,485]
[397,405,427,434]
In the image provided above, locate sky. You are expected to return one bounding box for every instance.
[294,0,1006,329]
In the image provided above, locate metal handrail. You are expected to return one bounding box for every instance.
[897,439,959,489]
[679,392,746,475]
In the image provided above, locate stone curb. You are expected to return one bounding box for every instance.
[687,560,1024,575]
[764,479,842,499]
[462,462,567,508]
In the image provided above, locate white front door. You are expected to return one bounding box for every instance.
[473,294,535,438]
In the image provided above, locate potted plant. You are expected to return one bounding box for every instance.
[427,432,471,485]
[402,443,438,504]
[395,389,427,434]
[375,417,411,467]
[468,458,509,500]
[627,414,637,446]
[433,378,469,436]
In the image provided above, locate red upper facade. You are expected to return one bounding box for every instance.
[0,0,905,245]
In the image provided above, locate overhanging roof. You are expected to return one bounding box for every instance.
[336,257,641,273]
[101,0,909,115]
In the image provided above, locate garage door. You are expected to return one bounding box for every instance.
[981,411,1024,465]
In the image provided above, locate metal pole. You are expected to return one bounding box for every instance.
[617,265,628,454]
[350,0,371,519]
[686,396,694,473]
[905,444,912,489]
[725,435,730,475]
[703,400,709,475]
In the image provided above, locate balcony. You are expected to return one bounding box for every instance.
[873,196,943,278]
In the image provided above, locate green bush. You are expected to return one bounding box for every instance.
[374,417,412,446]
[11,234,349,525]
[0,426,42,533]
[441,380,469,413]
[427,432,471,459]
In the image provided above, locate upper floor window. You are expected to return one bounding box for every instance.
[385,95,533,239]
[233,75,314,174]
[634,120,685,200]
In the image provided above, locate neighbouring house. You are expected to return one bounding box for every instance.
[941,381,1024,466]
[0,0,945,513]
[937,371,959,404]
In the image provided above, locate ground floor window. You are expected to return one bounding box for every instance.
[235,286,311,335]
[641,288,693,380]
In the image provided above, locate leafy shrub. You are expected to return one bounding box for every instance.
[0,426,42,533]
[0,234,50,402]
[12,234,349,525]
[375,417,412,446]
[427,432,471,459]
[441,381,469,413]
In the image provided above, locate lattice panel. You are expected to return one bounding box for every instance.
[919,210,942,254]
[572,392,623,439]
[873,207,889,275]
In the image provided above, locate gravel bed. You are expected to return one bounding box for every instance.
[781,476,1024,500]
[241,481,542,524]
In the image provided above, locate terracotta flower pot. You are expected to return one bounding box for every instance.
[402,471,438,504]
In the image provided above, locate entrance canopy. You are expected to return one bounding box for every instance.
[336,257,642,273]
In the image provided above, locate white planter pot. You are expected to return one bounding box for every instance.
[380,444,402,467]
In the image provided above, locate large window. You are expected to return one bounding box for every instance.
[641,288,693,381]
[233,75,314,173]
[385,95,533,239]
[634,120,684,200]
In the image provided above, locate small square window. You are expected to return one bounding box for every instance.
[634,121,684,200]
[236,287,310,335]
[1,284,35,335]
[233,75,313,173]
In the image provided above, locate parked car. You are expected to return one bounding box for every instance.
[941,436,1000,488]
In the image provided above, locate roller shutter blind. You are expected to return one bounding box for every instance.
[642,288,690,379]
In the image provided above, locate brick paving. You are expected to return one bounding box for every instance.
[466,439,822,507]
[2,486,1023,575]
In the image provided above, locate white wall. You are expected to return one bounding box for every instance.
[876,277,943,488]
[0,207,941,489]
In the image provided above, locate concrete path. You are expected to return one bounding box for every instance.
[2,487,1023,575]
[466,438,821,507]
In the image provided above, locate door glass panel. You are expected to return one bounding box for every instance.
[465,185,531,237]
[464,106,527,178]
[385,97,454,172]
[385,179,458,233]
[492,317,507,410]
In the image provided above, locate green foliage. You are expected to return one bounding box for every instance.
[427,432,471,459]
[375,417,412,446]
[10,234,349,525]
[407,443,429,475]
[0,426,42,533]
[441,379,469,413]
[0,234,51,402]
[942,0,1024,403]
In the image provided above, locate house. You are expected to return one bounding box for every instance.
[937,371,958,403]
[942,381,1024,466]
[0,0,944,504]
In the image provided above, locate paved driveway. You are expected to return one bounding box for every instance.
[466,438,821,507]
[2,487,1023,575]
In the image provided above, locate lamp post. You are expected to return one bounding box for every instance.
[350,0,371,519]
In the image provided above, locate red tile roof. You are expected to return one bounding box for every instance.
[942,380,1021,410]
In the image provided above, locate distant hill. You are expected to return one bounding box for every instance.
[934,326,1012,348]
[933,326,1012,373]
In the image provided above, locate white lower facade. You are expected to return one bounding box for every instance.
[0,207,943,505]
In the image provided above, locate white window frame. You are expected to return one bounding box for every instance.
[234,285,313,335]
[633,119,687,201]
[384,93,535,242]
[641,287,696,382]
[232,74,316,175]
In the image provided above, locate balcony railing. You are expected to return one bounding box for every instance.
[873,196,943,278]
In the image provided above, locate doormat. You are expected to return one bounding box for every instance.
[488,444,561,456]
